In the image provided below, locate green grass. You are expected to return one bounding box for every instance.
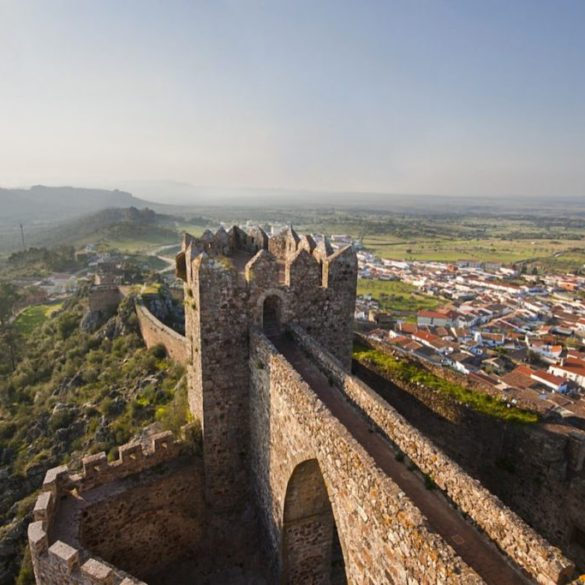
[174,224,207,238]
[357,278,443,315]
[353,344,539,424]
[14,303,63,335]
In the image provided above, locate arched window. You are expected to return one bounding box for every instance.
[282,459,347,584]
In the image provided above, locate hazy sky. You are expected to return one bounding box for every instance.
[1,0,584,197]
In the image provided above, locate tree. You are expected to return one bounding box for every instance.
[0,282,20,327]
[0,283,23,373]
[0,324,22,372]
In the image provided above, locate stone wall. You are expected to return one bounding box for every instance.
[178,226,357,513]
[353,335,585,570]
[249,328,485,585]
[290,325,575,585]
[28,431,201,585]
[135,301,188,366]
[79,463,204,580]
[88,285,122,313]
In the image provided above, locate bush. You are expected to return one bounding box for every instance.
[151,343,167,360]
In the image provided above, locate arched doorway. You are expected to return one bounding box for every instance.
[262,294,282,336]
[282,460,347,585]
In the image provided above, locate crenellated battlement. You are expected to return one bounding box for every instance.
[28,429,196,585]
[28,519,145,585]
[41,431,181,495]
[177,224,355,294]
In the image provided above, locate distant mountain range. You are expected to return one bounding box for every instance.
[119,180,585,216]
[0,185,152,223]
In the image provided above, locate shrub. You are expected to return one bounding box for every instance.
[353,345,539,424]
[150,343,167,360]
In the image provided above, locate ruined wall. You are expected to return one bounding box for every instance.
[88,285,122,313]
[290,325,575,585]
[249,328,485,585]
[134,301,188,366]
[353,336,585,570]
[28,431,202,585]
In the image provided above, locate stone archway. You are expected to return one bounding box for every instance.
[282,459,347,585]
[262,294,283,336]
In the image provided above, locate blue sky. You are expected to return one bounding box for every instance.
[1,0,584,198]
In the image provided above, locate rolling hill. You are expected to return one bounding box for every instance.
[0,185,152,224]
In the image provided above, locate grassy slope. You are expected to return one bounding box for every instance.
[14,303,63,336]
[0,296,189,583]
[353,344,538,424]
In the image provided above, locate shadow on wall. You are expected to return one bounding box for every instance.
[282,459,347,585]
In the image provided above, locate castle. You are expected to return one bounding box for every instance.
[29,226,578,584]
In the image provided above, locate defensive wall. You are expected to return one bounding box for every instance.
[353,334,585,570]
[29,226,582,584]
[28,430,205,585]
[88,285,122,314]
[134,299,189,366]
[249,328,485,584]
[288,325,575,584]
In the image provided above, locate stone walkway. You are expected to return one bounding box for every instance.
[272,335,532,585]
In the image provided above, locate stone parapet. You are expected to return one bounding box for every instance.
[28,429,191,585]
[29,506,147,585]
[290,325,576,585]
[250,329,485,585]
[43,431,181,494]
[134,300,188,365]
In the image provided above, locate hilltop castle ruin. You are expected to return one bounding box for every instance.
[28,226,578,584]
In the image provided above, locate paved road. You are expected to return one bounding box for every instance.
[271,335,532,585]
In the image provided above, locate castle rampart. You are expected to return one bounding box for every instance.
[28,430,204,585]
[134,299,189,366]
[249,328,486,584]
[289,325,575,584]
[353,333,585,570]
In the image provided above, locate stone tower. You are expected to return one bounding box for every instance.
[176,225,357,512]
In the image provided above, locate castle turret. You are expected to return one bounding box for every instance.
[177,226,357,512]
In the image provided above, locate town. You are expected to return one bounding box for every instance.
[352,241,585,427]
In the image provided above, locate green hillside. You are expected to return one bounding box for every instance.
[0,293,189,583]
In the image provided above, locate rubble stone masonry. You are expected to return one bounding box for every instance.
[290,325,575,585]
[354,334,585,570]
[177,226,357,512]
[249,328,486,585]
[28,430,203,585]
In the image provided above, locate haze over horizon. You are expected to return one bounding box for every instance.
[2,1,585,200]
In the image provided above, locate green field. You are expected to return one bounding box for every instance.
[362,235,585,267]
[14,303,63,335]
[297,213,585,272]
[357,279,444,316]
